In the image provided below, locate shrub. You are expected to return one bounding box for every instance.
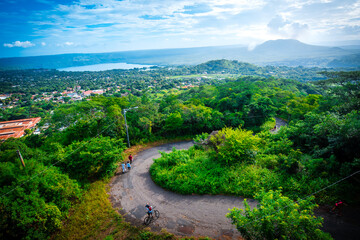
[156,148,190,168]
[59,136,125,182]
[210,127,260,165]
[0,159,81,240]
[255,154,279,169]
[227,190,332,240]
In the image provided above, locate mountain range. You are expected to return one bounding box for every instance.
[0,39,359,70]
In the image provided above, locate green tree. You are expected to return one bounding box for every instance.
[164,112,183,134]
[0,158,81,239]
[59,136,125,182]
[210,127,260,165]
[227,190,332,240]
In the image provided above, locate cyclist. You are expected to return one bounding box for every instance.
[145,203,153,216]
[331,200,346,216]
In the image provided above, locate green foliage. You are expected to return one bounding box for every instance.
[58,136,125,182]
[150,126,343,202]
[151,146,295,198]
[156,148,190,168]
[0,130,127,240]
[316,71,360,114]
[227,190,332,240]
[0,157,81,239]
[164,112,183,134]
[210,127,261,165]
[193,132,209,144]
[259,117,276,131]
[53,181,179,240]
[2,65,360,239]
[284,110,360,168]
[286,94,322,121]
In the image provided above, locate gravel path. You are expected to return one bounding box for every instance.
[109,141,257,239]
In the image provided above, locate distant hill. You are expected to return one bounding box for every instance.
[327,54,360,68]
[252,39,351,61]
[191,60,259,73]
[188,59,328,82]
[0,39,359,70]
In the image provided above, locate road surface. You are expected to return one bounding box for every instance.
[109,141,257,239]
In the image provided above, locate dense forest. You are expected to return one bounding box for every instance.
[0,62,359,239]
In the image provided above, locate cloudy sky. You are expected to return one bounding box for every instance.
[1,0,360,58]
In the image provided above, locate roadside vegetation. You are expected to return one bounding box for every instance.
[0,66,359,239]
[150,71,360,239]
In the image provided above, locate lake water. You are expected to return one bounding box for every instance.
[58,62,153,72]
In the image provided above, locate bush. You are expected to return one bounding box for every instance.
[224,164,280,196]
[0,159,81,240]
[210,127,260,165]
[59,136,125,182]
[154,148,190,168]
[255,154,279,169]
[227,190,332,240]
[150,147,282,197]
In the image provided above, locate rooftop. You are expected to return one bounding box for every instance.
[0,117,41,141]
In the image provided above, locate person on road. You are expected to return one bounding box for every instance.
[145,203,153,216]
[331,200,346,216]
[128,154,133,164]
[121,162,127,173]
[127,161,131,170]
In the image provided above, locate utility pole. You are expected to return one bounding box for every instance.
[123,107,138,148]
[17,150,26,168]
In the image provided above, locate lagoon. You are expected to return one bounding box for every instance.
[58,62,153,72]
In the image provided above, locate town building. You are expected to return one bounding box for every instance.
[0,117,41,141]
[83,89,105,97]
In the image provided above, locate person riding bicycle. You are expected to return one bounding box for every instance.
[145,203,153,216]
[331,200,347,216]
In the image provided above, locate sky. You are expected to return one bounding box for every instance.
[1,0,360,58]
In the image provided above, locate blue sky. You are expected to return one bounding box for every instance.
[1,0,360,58]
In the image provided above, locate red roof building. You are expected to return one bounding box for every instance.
[83,90,104,96]
[0,117,41,141]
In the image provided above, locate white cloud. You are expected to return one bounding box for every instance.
[56,41,75,47]
[11,0,360,55]
[267,15,309,39]
[3,41,35,48]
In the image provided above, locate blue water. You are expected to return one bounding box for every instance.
[58,62,153,72]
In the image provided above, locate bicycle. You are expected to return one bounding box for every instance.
[143,206,160,225]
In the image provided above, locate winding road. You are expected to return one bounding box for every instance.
[109,141,258,239]
[109,118,360,239]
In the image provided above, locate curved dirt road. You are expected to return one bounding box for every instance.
[109,142,257,239]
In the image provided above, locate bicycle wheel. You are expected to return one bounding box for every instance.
[154,210,160,219]
[144,216,151,225]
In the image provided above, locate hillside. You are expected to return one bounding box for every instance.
[0,39,359,70]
